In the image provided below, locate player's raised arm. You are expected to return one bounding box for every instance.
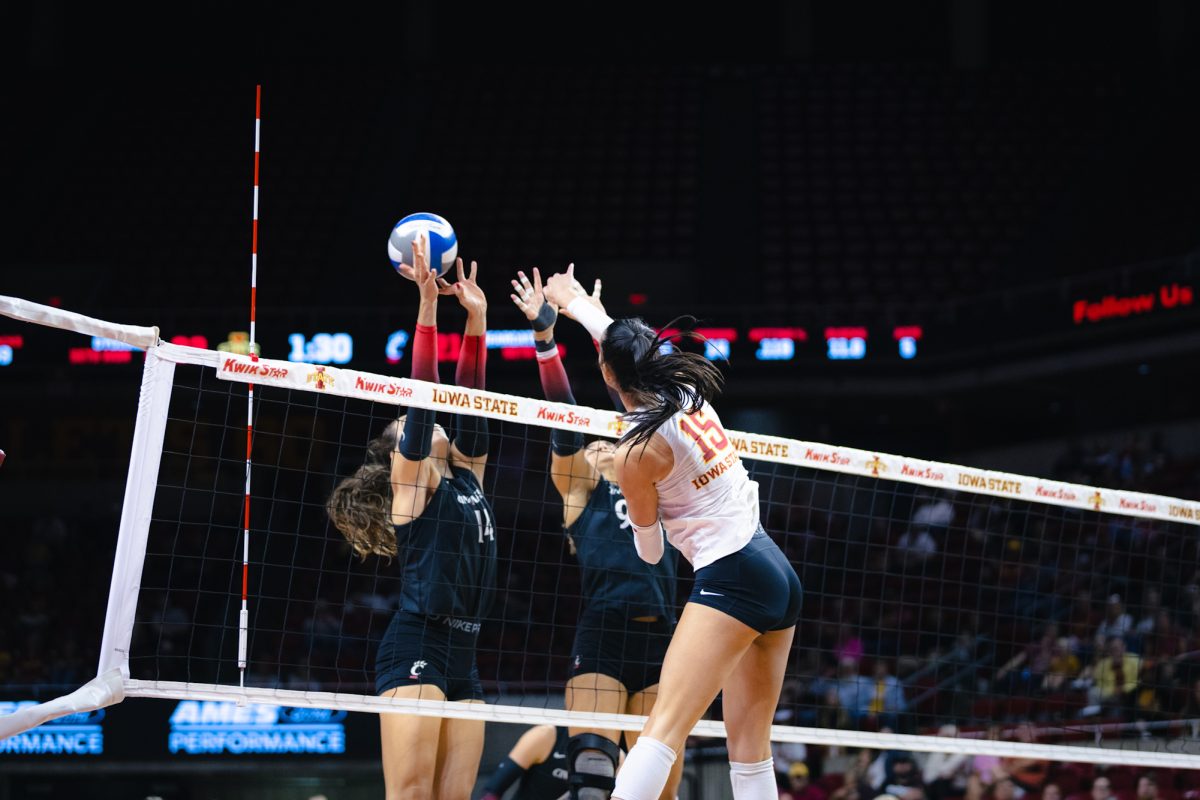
[447,256,490,483]
[511,267,599,508]
[544,264,615,344]
[388,234,447,523]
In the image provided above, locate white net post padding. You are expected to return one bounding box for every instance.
[0,670,124,740]
[0,294,159,350]
[0,297,161,738]
[97,347,177,678]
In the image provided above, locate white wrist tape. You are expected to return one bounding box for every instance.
[630,518,665,564]
[566,297,614,343]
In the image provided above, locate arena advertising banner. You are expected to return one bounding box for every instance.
[203,347,1200,527]
[0,698,380,761]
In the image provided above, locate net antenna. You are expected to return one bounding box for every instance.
[238,84,263,688]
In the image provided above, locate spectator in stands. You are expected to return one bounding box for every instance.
[1142,609,1185,662]
[912,492,954,530]
[835,657,875,723]
[990,778,1018,800]
[866,731,915,795]
[1001,722,1048,795]
[1083,637,1141,717]
[835,624,865,665]
[829,750,875,800]
[921,724,971,800]
[865,660,908,730]
[966,725,1006,800]
[1043,783,1062,800]
[893,528,938,571]
[1182,677,1200,718]
[1135,588,1163,637]
[881,754,926,800]
[995,624,1058,694]
[1136,775,1159,800]
[781,762,828,800]
[1094,595,1133,649]
[1044,637,1082,692]
[1091,777,1114,800]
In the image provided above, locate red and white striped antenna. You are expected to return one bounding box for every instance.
[238,84,262,688]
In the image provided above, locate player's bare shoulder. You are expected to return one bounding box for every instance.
[614,433,673,486]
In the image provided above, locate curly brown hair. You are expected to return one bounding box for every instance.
[327,451,397,560]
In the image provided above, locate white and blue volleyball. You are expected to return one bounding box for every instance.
[387,212,458,277]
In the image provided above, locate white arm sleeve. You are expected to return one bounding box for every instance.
[565,297,614,343]
[630,518,665,564]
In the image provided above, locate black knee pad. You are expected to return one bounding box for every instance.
[567,733,621,799]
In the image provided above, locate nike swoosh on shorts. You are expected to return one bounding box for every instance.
[699,589,724,596]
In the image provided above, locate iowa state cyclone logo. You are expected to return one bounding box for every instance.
[307,366,334,391]
[865,456,887,477]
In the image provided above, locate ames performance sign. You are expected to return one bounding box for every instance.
[0,699,379,761]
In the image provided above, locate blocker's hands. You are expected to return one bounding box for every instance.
[510,268,553,319]
[452,257,487,316]
[412,235,445,304]
[397,234,454,295]
[543,264,604,320]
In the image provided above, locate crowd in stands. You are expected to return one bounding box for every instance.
[774,728,1190,800]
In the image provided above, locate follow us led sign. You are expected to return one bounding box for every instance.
[0,702,105,756]
[168,700,346,756]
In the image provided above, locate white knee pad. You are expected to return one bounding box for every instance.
[611,737,676,800]
[729,757,776,800]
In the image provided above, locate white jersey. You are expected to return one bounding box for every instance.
[650,402,759,569]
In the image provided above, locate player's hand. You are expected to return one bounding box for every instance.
[452,257,487,316]
[543,263,589,312]
[397,234,454,295]
[412,235,445,303]
[510,268,556,328]
[571,273,605,317]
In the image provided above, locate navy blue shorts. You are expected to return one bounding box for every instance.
[375,611,484,701]
[688,528,802,633]
[570,608,673,694]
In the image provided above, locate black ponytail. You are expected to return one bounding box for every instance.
[601,316,724,449]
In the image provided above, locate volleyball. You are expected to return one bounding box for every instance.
[387,212,458,276]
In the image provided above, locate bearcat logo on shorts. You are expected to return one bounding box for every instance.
[409,660,428,679]
[167,700,345,755]
[865,456,886,477]
[306,366,334,391]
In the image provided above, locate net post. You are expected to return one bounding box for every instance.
[97,346,176,678]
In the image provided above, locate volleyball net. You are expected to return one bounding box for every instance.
[5,295,1200,768]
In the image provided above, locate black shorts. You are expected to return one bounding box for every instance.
[569,608,674,694]
[688,527,802,633]
[375,611,484,702]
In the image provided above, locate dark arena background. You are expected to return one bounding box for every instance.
[4,3,1200,799]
